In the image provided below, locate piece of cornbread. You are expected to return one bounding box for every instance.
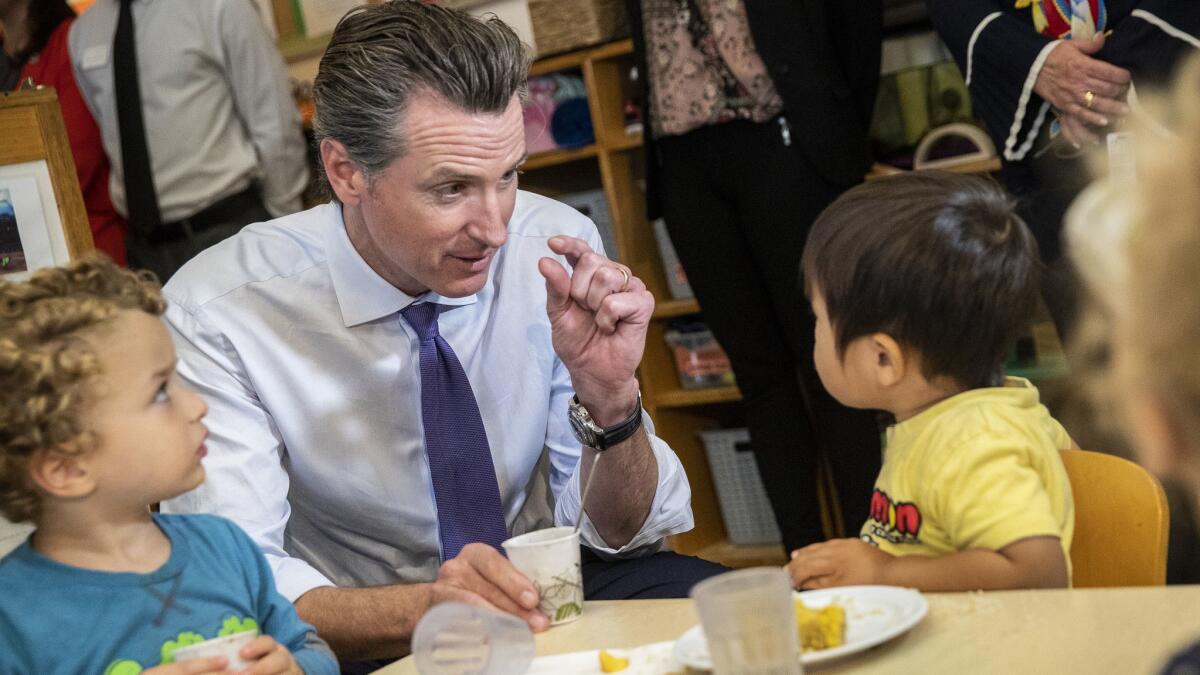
[795,599,846,651]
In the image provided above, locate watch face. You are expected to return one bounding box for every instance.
[569,410,597,447]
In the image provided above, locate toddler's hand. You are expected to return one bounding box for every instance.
[787,537,892,589]
[143,657,230,674]
[237,635,302,675]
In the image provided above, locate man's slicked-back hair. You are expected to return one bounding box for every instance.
[311,0,531,181]
[801,171,1041,389]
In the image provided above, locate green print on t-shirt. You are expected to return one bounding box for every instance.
[101,615,260,674]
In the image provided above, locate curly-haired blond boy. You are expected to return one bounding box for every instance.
[0,257,336,675]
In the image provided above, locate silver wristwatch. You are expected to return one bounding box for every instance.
[567,393,643,451]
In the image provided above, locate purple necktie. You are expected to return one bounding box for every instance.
[401,302,508,560]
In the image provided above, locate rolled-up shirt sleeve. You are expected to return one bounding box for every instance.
[546,358,695,559]
[160,297,334,602]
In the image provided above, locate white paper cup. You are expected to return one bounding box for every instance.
[172,630,257,670]
[502,526,583,625]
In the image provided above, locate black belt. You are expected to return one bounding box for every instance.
[143,187,262,244]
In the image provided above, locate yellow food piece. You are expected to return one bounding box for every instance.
[598,649,630,672]
[795,599,846,651]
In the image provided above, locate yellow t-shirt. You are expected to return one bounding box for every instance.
[859,377,1075,578]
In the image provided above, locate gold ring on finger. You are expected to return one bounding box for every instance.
[1084,90,1096,109]
[616,266,629,292]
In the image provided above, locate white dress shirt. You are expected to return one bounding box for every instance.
[68,0,308,221]
[160,192,695,601]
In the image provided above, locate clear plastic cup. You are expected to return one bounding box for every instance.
[690,567,803,675]
[502,526,584,625]
[411,602,535,675]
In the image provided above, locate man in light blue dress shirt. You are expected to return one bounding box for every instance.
[160,1,724,664]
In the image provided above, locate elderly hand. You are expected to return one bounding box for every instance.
[538,236,654,426]
[1034,34,1131,146]
[787,538,894,590]
[431,543,550,633]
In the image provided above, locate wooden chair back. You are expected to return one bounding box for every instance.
[1062,448,1169,587]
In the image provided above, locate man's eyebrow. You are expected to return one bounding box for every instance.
[427,167,477,183]
[426,156,528,183]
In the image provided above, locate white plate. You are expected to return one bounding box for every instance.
[673,585,928,669]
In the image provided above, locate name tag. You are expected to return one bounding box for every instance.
[80,45,109,70]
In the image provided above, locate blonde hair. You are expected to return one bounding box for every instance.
[0,256,163,522]
[1122,58,1200,448]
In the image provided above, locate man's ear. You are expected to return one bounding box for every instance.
[28,448,96,501]
[320,138,368,206]
[870,333,907,389]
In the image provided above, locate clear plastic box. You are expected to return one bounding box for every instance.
[699,428,783,546]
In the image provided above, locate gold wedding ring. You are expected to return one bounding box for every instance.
[616,266,630,292]
[1084,90,1096,109]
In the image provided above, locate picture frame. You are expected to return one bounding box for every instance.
[0,88,94,279]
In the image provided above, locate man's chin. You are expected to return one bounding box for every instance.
[432,272,490,298]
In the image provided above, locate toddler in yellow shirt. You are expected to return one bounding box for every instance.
[787,171,1074,592]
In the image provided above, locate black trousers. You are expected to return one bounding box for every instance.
[656,118,882,551]
[126,193,271,284]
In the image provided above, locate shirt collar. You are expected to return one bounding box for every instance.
[886,376,1039,450]
[323,203,477,328]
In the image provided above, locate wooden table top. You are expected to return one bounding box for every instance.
[377,585,1200,674]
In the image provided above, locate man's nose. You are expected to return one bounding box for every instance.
[471,193,508,248]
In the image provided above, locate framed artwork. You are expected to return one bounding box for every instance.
[0,89,93,279]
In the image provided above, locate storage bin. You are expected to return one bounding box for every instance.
[664,327,734,390]
[528,0,628,56]
[699,428,782,545]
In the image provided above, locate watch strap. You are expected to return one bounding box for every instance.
[574,394,643,450]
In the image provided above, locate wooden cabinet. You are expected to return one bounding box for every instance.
[519,39,786,568]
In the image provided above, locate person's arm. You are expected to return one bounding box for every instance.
[539,231,693,552]
[1100,3,1200,88]
[159,300,333,602]
[225,519,338,675]
[292,544,546,661]
[788,535,1067,591]
[215,0,307,217]
[546,356,693,552]
[791,433,1071,591]
[927,0,1062,160]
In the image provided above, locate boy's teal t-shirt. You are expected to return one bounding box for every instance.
[0,513,337,675]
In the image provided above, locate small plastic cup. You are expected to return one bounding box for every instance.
[412,602,535,675]
[502,526,584,625]
[690,567,803,675]
[172,630,257,670]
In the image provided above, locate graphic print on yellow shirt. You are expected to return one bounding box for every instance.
[857,378,1075,573]
[865,489,923,545]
